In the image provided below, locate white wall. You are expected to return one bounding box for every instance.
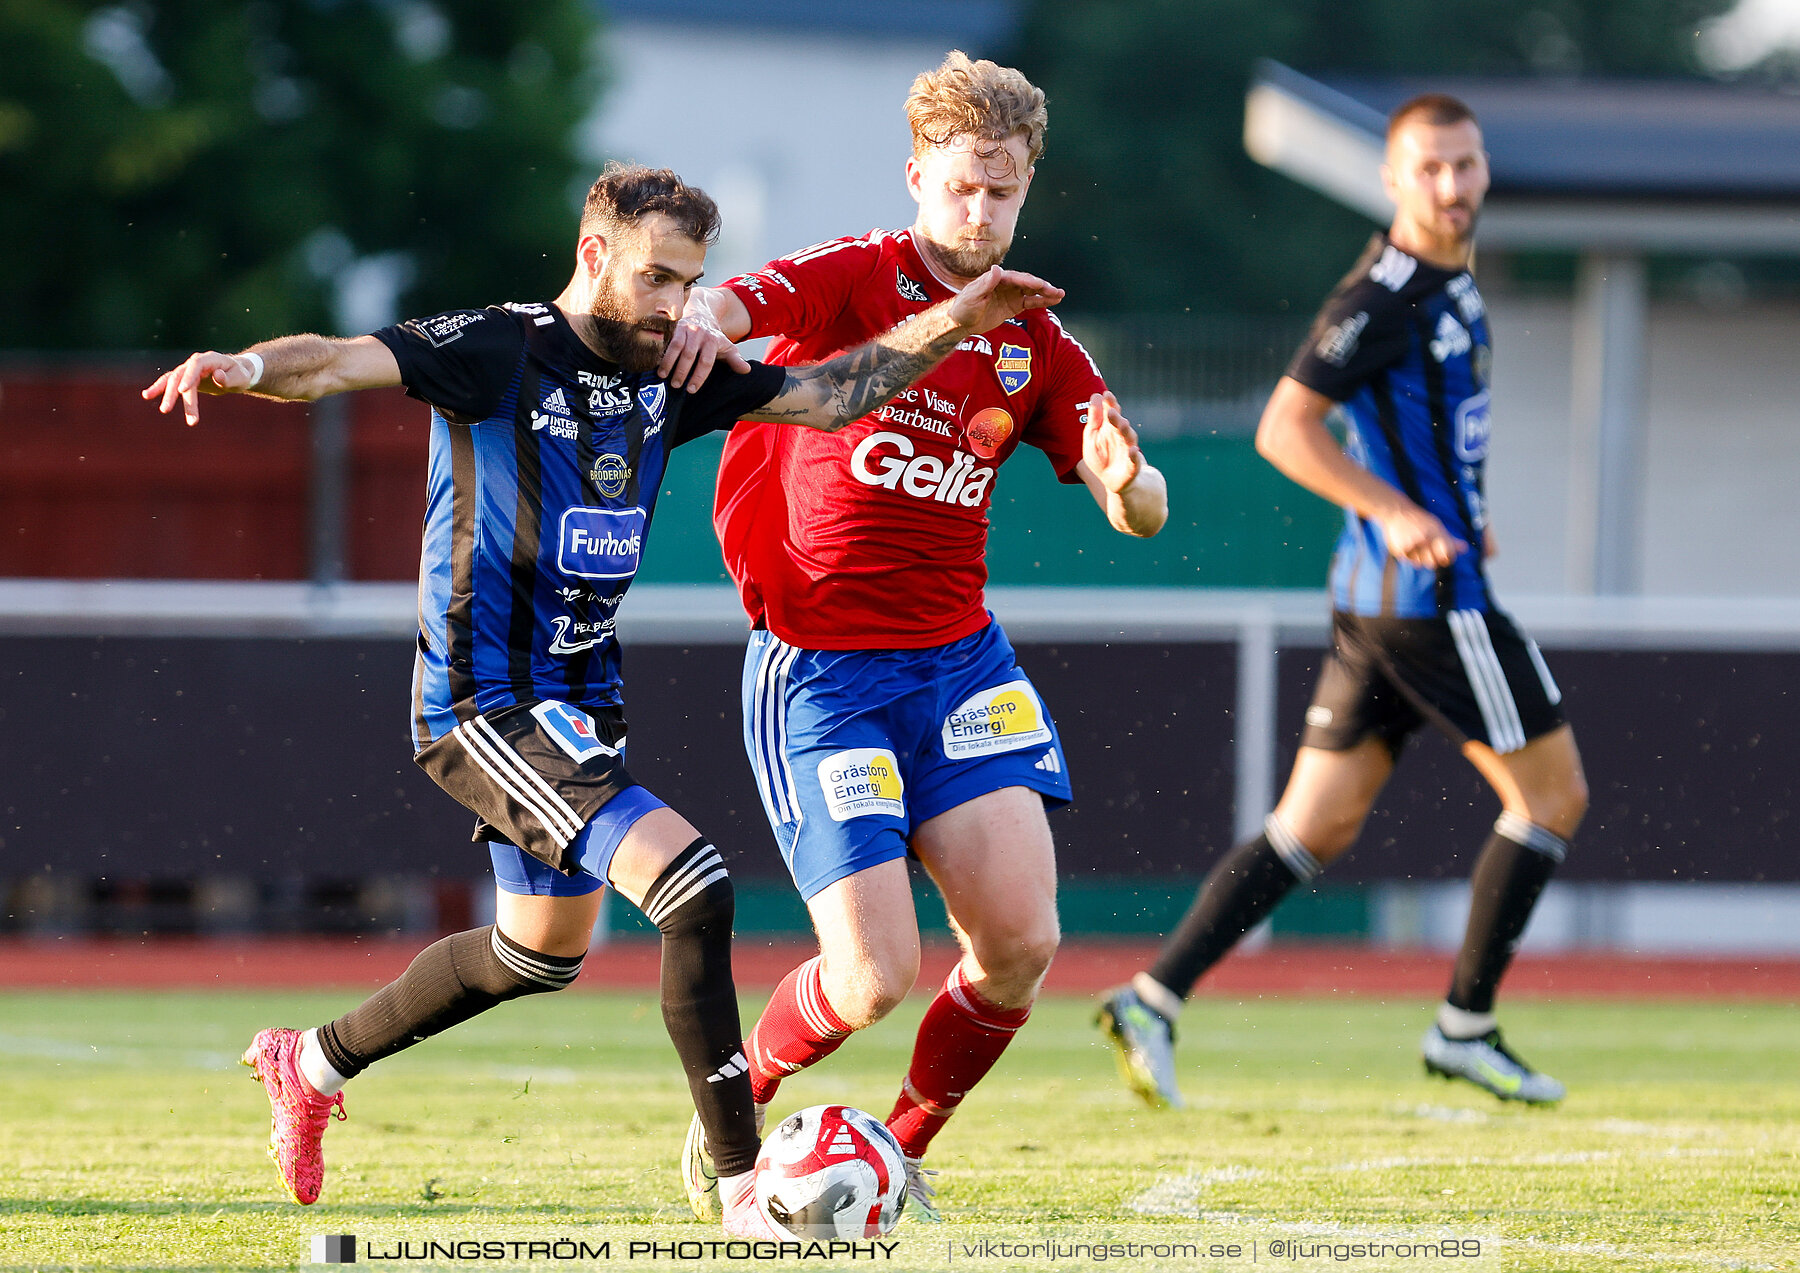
[582,20,956,285]
[1484,294,1800,598]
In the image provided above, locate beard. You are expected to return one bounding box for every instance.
[924,230,1011,279]
[587,275,672,375]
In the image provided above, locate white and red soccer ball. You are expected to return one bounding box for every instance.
[753,1104,907,1239]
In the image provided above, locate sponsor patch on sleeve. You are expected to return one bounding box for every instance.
[817,748,905,821]
[414,309,488,347]
[531,700,619,763]
[941,680,1053,758]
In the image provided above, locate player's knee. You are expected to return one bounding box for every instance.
[642,837,734,940]
[455,925,584,999]
[823,949,918,1029]
[1518,770,1588,839]
[1000,919,1060,983]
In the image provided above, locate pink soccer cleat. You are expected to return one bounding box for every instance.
[240,1027,346,1205]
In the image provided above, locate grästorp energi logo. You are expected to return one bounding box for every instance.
[817,748,904,822]
[941,680,1053,758]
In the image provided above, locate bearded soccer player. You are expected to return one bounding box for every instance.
[1098,95,1587,1109]
[142,162,1064,1234]
[665,53,1169,1221]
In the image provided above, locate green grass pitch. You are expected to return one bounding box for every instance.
[0,990,1794,1271]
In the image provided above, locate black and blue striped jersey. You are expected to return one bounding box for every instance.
[1286,234,1494,619]
[372,303,784,749]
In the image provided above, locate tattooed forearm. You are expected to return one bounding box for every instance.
[744,302,968,431]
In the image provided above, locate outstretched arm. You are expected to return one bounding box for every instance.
[741,265,1065,431]
[659,286,755,391]
[1076,392,1166,537]
[1256,376,1466,568]
[142,334,401,426]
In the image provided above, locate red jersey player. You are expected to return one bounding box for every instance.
[665,52,1169,1222]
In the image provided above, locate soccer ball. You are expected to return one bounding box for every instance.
[754,1104,907,1239]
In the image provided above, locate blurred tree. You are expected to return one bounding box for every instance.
[1004,0,1736,314]
[0,1,602,351]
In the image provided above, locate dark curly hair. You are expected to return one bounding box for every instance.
[579,161,721,245]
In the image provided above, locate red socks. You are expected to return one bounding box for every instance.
[746,956,850,1105]
[885,962,1031,1158]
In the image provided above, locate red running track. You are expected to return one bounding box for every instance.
[1,936,1797,1000]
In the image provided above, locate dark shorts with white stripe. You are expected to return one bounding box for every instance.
[414,698,638,876]
[1300,609,1566,757]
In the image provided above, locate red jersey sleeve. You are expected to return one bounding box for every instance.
[722,234,887,341]
[1024,312,1108,484]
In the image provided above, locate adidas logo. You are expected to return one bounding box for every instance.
[1034,751,1061,773]
[704,1051,748,1084]
[825,1128,859,1156]
[541,387,569,414]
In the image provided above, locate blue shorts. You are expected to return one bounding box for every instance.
[742,618,1072,901]
[488,783,667,897]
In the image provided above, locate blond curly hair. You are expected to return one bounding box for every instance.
[905,50,1047,167]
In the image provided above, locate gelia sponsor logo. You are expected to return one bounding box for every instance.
[557,506,646,580]
[849,431,994,507]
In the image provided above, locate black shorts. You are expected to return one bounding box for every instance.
[1300,609,1566,757]
[414,698,638,875]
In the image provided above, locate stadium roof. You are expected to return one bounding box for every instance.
[600,0,1017,45]
[1245,60,1800,252]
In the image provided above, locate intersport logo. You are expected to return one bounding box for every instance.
[849,430,995,507]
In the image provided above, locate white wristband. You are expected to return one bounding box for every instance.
[240,351,265,388]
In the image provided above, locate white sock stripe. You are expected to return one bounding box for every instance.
[490,929,582,980]
[473,716,585,834]
[1449,610,1525,753]
[645,867,730,926]
[1494,811,1569,862]
[642,847,726,924]
[452,723,580,845]
[944,971,1024,1032]
[490,929,582,987]
[797,958,848,1039]
[1263,812,1321,880]
[1525,636,1563,706]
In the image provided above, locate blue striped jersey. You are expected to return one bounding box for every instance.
[372,303,784,748]
[1286,235,1494,618]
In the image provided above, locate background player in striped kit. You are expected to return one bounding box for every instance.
[144,162,1065,1233]
[663,52,1168,1220]
[1099,94,1587,1109]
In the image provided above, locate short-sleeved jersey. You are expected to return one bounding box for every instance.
[1286,234,1495,619]
[373,303,784,746]
[713,228,1107,650]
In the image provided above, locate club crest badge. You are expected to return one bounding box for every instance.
[996,343,1031,395]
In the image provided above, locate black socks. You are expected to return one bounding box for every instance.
[318,924,582,1078]
[1148,817,1320,999]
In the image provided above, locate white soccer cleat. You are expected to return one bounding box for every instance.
[900,1154,942,1223]
[1421,1025,1566,1104]
[1096,985,1185,1109]
[682,1103,769,1222]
